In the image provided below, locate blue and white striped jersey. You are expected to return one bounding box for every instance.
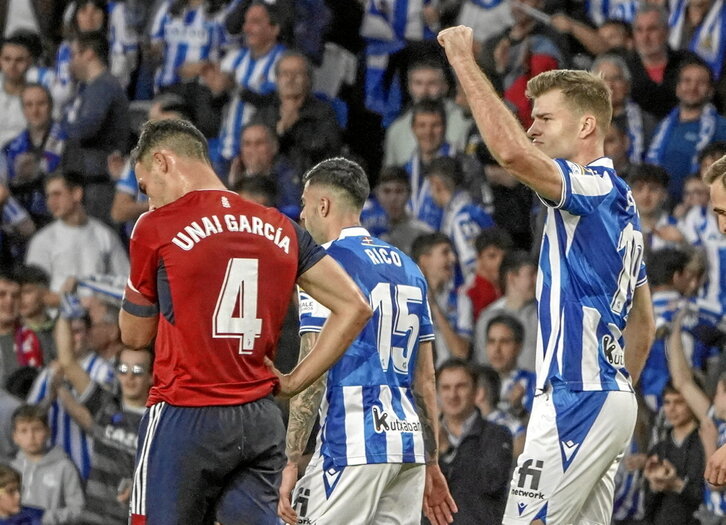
[150,0,227,90]
[682,205,726,313]
[404,142,455,231]
[441,191,494,282]
[535,157,647,393]
[27,353,115,479]
[298,227,434,466]
[218,43,286,160]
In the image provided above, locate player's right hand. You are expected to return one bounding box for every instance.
[437,26,475,64]
[277,462,299,524]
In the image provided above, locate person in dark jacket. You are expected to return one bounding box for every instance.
[428,359,513,525]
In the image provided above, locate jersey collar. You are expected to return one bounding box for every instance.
[586,157,614,168]
[337,226,371,240]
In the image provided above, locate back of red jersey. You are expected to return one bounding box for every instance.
[123,190,324,406]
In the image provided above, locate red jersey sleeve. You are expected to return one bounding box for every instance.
[122,212,160,318]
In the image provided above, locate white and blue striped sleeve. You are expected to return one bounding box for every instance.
[298,287,330,334]
[541,159,614,216]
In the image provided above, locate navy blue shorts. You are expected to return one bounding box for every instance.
[129,396,286,525]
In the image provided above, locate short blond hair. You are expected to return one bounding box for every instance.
[704,154,726,188]
[526,69,613,135]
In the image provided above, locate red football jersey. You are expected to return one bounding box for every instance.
[122,190,324,406]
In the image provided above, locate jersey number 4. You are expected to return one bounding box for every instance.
[370,283,422,374]
[213,258,263,354]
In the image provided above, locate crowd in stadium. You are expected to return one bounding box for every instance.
[0,0,725,523]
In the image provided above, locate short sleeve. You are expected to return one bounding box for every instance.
[539,159,615,216]
[121,214,160,318]
[419,279,435,342]
[298,287,331,334]
[290,219,326,278]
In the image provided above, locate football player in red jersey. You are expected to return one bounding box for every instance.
[119,119,371,525]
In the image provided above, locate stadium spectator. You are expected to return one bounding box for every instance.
[629,164,685,253]
[120,119,371,523]
[642,384,704,525]
[10,404,84,524]
[412,232,472,365]
[405,99,454,230]
[279,157,454,525]
[0,464,43,524]
[474,250,537,371]
[232,174,277,206]
[16,265,54,363]
[0,388,21,464]
[0,32,34,147]
[462,227,513,321]
[252,51,342,176]
[674,173,710,222]
[24,171,129,298]
[604,120,636,181]
[667,0,726,79]
[0,270,42,388]
[646,57,726,204]
[227,123,300,216]
[359,166,433,255]
[53,307,150,525]
[209,1,286,172]
[2,83,65,227]
[384,60,470,167]
[426,156,494,282]
[597,19,633,52]
[433,359,512,525]
[592,53,657,164]
[62,30,130,223]
[626,4,699,119]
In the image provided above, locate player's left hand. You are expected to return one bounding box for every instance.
[437,26,475,65]
[423,463,457,525]
[706,444,726,487]
[277,462,299,525]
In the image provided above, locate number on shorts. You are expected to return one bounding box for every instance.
[370,283,422,374]
[610,223,644,315]
[213,258,263,354]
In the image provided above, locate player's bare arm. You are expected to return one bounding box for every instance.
[55,316,91,394]
[119,310,158,350]
[666,308,711,422]
[621,283,655,386]
[280,255,372,397]
[438,26,562,202]
[414,341,457,525]
[278,332,327,525]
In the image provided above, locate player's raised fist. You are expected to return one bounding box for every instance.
[437,26,474,62]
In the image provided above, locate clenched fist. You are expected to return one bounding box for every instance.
[437,26,475,64]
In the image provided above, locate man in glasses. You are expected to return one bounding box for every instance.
[53,296,152,525]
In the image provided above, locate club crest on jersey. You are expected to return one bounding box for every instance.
[602,334,624,366]
[371,406,421,433]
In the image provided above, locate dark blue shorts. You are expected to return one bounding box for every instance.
[129,396,286,525]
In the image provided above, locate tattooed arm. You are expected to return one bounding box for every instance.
[414,341,457,525]
[278,332,328,524]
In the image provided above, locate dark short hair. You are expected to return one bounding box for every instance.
[233,175,278,204]
[246,0,281,26]
[699,141,726,165]
[474,227,514,255]
[646,247,692,287]
[131,119,210,167]
[0,464,20,489]
[0,268,19,285]
[486,313,525,345]
[275,50,313,80]
[12,404,48,431]
[1,30,36,55]
[411,99,447,129]
[425,157,463,190]
[46,170,85,190]
[411,232,452,263]
[499,250,536,284]
[629,163,669,188]
[436,358,478,387]
[73,30,109,65]
[16,265,49,288]
[377,166,410,189]
[475,365,501,407]
[302,157,370,210]
[601,18,632,37]
[678,55,714,86]
[21,82,53,110]
[151,93,193,122]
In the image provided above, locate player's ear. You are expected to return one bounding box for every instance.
[579,115,597,139]
[319,196,330,217]
[152,151,170,173]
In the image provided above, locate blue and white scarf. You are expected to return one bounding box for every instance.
[669,0,726,78]
[624,100,645,163]
[585,0,638,26]
[405,142,455,230]
[646,103,718,173]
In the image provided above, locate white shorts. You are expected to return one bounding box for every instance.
[503,385,637,525]
[292,451,425,525]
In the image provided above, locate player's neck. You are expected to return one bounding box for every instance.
[671,419,697,442]
[61,207,87,227]
[567,144,605,167]
[326,215,362,243]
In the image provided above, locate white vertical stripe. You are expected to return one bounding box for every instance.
[581,306,602,390]
[379,386,402,460]
[399,387,425,462]
[131,402,164,516]
[537,210,562,391]
[343,386,366,462]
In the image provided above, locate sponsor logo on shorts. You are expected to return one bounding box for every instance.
[372,406,422,433]
[511,458,545,500]
[602,334,624,366]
